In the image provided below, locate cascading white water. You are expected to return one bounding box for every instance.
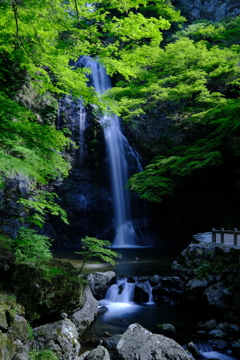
[79,100,86,164]
[105,278,135,303]
[99,278,154,318]
[84,58,142,248]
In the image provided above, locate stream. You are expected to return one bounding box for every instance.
[53,246,240,359]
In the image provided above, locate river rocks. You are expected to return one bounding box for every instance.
[185,342,201,358]
[115,323,193,360]
[105,276,185,305]
[33,318,80,360]
[0,331,16,360]
[209,329,226,338]
[231,339,240,352]
[79,345,111,360]
[0,294,29,360]
[151,277,184,304]
[193,319,240,352]
[84,271,116,300]
[200,319,219,331]
[70,286,98,337]
[0,297,28,341]
[134,280,152,302]
[203,282,232,312]
[158,323,176,335]
[102,334,122,351]
[172,241,240,318]
[149,274,161,286]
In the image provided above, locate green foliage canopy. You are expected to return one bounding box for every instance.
[11,227,53,265]
[0,0,183,224]
[118,29,240,202]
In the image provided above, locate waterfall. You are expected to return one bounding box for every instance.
[78,100,86,164]
[102,278,153,304]
[83,57,143,248]
[105,278,135,303]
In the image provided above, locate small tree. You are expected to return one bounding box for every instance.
[76,236,121,274]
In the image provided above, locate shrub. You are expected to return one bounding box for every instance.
[29,349,58,360]
[12,227,52,265]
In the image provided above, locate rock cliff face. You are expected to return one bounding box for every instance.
[0,174,30,239]
[46,94,117,245]
[46,59,154,247]
[173,0,240,22]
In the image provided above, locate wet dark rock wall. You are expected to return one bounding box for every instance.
[173,0,240,22]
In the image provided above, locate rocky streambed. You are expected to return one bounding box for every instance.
[1,236,240,360]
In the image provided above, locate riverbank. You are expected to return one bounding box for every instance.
[1,236,240,360]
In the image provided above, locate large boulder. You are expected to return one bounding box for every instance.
[33,318,80,360]
[69,286,98,337]
[134,280,152,302]
[203,282,233,313]
[0,331,16,360]
[84,271,116,300]
[78,345,110,360]
[10,259,84,321]
[0,295,29,360]
[102,334,122,351]
[172,241,240,318]
[116,323,193,360]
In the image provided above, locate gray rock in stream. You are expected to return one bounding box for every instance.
[78,345,110,360]
[84,271,116,300]
[70,286,98,337]
[33,318,80,360]
[116,323,193,360]
[134,281,152,302]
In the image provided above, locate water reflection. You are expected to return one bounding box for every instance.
[52,246,182,276]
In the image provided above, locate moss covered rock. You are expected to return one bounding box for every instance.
[33,319,80,360]
[0,295,28,342]
[0,331,16,360]
[10,259,85,321]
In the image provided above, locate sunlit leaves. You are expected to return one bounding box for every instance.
[0,91,71,183]
[76,236,121,273]
[19,191,69,228]
[120,17,240,203]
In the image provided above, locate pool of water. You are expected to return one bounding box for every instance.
[86,299,201,344]
[52,246,182,276]
[53,246,240,359]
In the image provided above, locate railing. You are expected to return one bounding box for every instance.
[212,228,240,245]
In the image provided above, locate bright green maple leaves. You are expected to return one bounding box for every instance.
[0,0,182,224]
[124,25,240,202]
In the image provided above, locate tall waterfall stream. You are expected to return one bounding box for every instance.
[83,57,143,247]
